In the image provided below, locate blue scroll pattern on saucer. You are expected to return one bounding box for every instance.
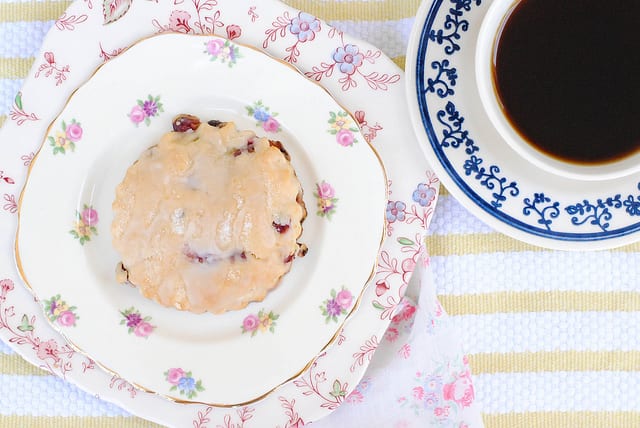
[414,0,640,246]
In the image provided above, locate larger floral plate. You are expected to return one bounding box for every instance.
[0,0,437,426]
[16,32,387,406]
[406,0,640,250]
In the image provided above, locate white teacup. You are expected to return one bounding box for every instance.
[475,0,640,181]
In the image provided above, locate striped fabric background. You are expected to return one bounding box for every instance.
[2,0,640,426]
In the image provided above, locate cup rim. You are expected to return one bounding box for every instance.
[474,0,640,182]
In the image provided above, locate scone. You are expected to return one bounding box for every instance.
[111,115,306,314]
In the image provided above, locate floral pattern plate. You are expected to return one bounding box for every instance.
[16,33,388,406]
[406,0,640,250]
[1,0,437,425]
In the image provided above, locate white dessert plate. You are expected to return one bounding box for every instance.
[406,0,640,250]
[16,32,387,405]
[0,0,437,425]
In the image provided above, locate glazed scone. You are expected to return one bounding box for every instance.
[111,115,306,314]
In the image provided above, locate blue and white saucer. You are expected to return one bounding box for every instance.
[406,0,640,250]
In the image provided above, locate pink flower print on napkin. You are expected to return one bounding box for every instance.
[442,371,475,408]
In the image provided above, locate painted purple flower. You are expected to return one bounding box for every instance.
[326,299,341,317]
[166,368,185,385]
[262,116,280,133]
[289,12,320,42]
[125,312,142,328]
[65,122,83,142]
[132,95,163,126]
[129,105,145,124]
[424,392,440,410]
[412,183,436,207]
[320,287,350,322]
[333,44,364,75]
[81,207,99,227]
[143,99,159,117]
[386,201,406,222]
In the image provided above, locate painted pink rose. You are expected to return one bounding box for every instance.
[166,368,185,385]
[134,321,154,337]
[206,39,224,56]
[57,310,76,327]
[336,289,353,310]
[336,129,355,147]
[434,406,450,418]
[392,302,417,324]
[345,389,364,404]
[442,372,475,408]
[412,386,425,400]
[242,314,259,332]
[81,207,98,226]
[65,123,83,142]
[226,24,242,40]
[36,339,59,361]
[129,105,145,124]
[316,181,335,199]
[262,116,280,133]
[0,279,14,293]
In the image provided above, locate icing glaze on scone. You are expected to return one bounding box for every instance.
[111,117,306,314]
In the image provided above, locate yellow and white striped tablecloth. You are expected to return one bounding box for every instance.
[2,0,640,427]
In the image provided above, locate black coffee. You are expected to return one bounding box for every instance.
[492,0,640,165]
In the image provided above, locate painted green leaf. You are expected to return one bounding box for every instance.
[372,301,385,310]
[14,92,23,110]
[397,237,415,246]
[17,314,33,332]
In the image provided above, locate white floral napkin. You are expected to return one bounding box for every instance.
[315,260,484,428]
